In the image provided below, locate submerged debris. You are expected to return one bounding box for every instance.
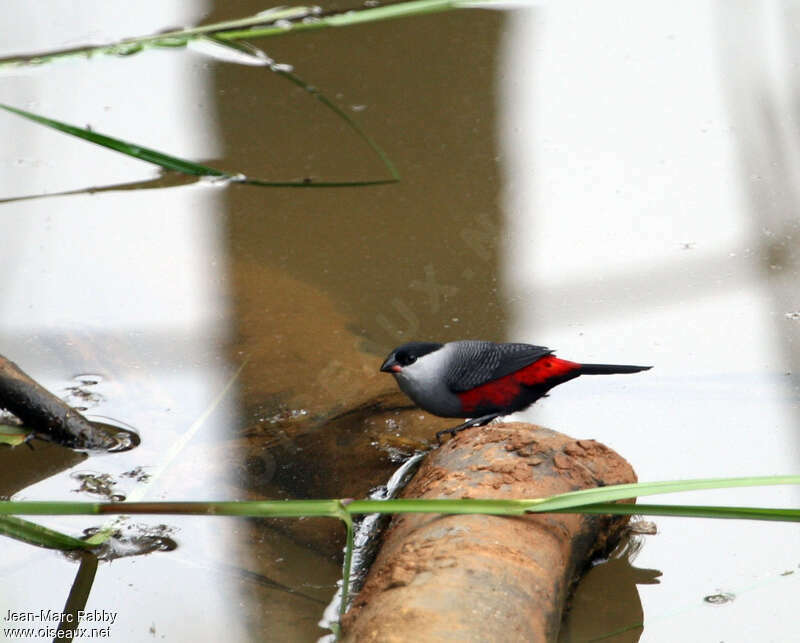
[121,466,151,484]
[63,374,105,410]
[66,523,178,562]
[71,471,126,502]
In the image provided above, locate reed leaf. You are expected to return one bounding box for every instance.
[0,424,31,447]
[0,515,91,550]
[0,476,796,566]
[0,90,398,191]
[0,103,227,177]
[0,2,470,69]
[0,475,798,522]
[549,502,800,522]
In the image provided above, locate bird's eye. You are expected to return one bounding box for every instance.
[396,351,416,366]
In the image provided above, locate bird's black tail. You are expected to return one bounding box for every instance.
[579,363,652,375]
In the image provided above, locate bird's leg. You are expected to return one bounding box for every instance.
[436,413,502,443]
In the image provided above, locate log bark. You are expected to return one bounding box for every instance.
[342,423,637,643]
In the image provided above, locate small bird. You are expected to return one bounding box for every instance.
[380,340,651,441]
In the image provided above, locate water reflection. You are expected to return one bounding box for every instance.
[0,2,245,641]
[500,2,800,639]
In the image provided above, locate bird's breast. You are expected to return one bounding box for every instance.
[394,372,464,418]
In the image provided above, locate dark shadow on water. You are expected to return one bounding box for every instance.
[0,439,86,497]
[560,541,661,643]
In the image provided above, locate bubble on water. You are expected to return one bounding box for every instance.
[703,592,735,605]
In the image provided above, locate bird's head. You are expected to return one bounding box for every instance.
[380,341,444,374]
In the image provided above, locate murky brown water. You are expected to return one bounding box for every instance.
[1,1,799,641]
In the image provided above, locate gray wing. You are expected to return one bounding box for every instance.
[445,341,553,392]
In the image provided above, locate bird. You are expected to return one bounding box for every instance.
[380,340,651,441]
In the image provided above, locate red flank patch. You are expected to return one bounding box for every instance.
[457,356,581,413]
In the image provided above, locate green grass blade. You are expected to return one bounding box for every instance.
[240,178,398,188]
[0,500,341,517]
[1,476,799,524]
[346,475,800,516]
[321,0,461,26]
[548,502,800,522]
[0,501,102,516]
[0,424,31,447]
[0,98,398,190]
[522,474,800,512]
[274,68,400,182]
[0,103,229,177]
[0,515,91,550]
[0,2,472,69]
[347,498,530,515]
[217,1,464,40]
[0,7,315,68]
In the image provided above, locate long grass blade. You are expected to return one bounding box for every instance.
[214,1,463,44]
[273,68,400,182]
[0,2,470,69]
[0,103,228,177]
[0,424,31,447]
[1,473,799,523]
[0,515,91,550]
[547,502,800,522]
[523,474,800,512]
[0,96,398,192]
[0,7,315,68]
[0,472,795,560]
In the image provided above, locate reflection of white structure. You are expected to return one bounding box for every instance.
[0,5,242,641]
[500,2,800,640]
[0,9,223,335]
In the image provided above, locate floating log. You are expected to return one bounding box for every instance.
[342,423,637,642]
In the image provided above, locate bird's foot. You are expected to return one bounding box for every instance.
[23,432,36,450]
[435,414,502,444]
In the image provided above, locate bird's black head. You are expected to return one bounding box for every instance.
[380,341,443,372]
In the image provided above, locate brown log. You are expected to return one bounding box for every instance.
[0,355,119,450]
[341,423,637,643]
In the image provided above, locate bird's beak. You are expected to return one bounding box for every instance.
[380,356,402,373]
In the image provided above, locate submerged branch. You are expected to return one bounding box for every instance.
[0,355,120,450]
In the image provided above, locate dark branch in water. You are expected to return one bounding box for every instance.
[0,355,117,450]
